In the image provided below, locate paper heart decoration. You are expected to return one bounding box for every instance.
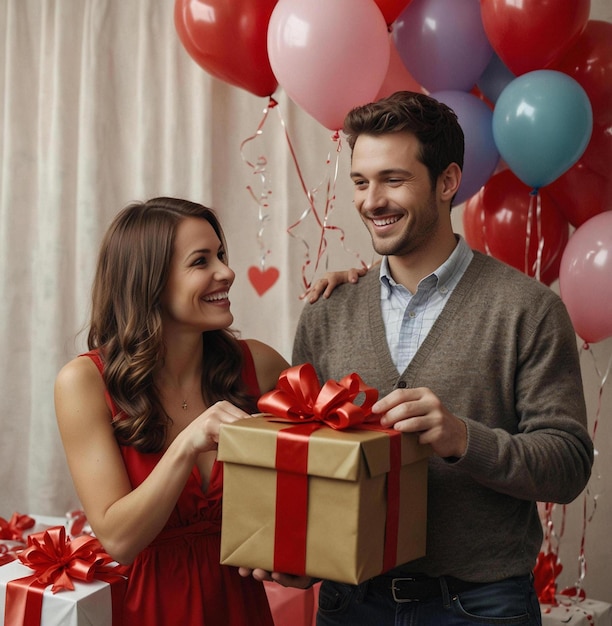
[248,266,279,296]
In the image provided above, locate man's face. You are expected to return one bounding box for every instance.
[350,132,441,258]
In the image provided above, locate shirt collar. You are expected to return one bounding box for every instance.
[379,235,473,296]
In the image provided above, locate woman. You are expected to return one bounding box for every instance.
[55,197,290,625]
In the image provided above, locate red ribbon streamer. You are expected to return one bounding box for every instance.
[534,550,563,606]
[0,513,35,543]
[258,364,400,577]
[5,526,126,626]
[65,510,88,537]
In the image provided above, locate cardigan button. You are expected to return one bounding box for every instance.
[397,381,407,388]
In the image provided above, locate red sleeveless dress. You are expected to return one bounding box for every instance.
[84,342,274,626]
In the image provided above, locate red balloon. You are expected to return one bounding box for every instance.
[462,192,487,253]
[174,0,278,97]
[547,160,612,228]
[377,35,426,100]
[580,118,612,180]
[375,0,413,25]
[480,0,590,76]
[463,169,569,284]
[551,20,612,126]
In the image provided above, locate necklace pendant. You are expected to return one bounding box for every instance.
[181,400,188,410]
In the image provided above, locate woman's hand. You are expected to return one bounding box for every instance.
[238,567,314,589]
[306,266,368,303]
[185,400,251,454]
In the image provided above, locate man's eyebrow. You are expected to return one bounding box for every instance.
[350,168,412,178]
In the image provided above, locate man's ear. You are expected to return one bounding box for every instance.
[439,163,462,201]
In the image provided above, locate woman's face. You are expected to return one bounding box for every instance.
[160,217,235,333]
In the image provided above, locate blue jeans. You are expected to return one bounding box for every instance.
[316,575,542,625]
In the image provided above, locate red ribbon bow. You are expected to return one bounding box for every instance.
[0,544,20,567]
[0,513,35,543]
[17,526,116,593]
[257,362,379,429]
[5,526,127,626]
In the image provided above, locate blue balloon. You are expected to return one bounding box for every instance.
[492,70,593,189]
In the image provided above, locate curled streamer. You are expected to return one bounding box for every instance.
[559,345,612,600]
[240,98,276,273]
[274,109,368,294]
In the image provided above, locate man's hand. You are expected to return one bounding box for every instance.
[374,387,468,459]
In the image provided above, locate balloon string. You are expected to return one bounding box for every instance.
[524,191,534,276]
[478,193,491,256]
[274,107,367,293]
[541,501,565,556]
[272,105,325,291]
[240,97,277,270]
[533,190,544,281]
[561,345,612,599]
[526,188,543,280]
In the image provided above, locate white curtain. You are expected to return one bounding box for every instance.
[1,0,611,604]
[0,0,354,516]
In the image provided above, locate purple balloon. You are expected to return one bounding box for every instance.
[393,0,493,93]
[431,90,500,205]
[477,52,515,104]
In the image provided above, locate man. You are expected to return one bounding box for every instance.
[289,91,593,625]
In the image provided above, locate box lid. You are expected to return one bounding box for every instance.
[218,416,430,481]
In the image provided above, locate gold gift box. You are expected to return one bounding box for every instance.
[218,416,430,585]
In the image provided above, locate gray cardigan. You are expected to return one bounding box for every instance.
[292,251,593,583]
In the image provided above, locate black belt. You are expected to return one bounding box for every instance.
[368,574,484,603]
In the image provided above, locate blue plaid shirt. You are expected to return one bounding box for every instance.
[379,236,473,373]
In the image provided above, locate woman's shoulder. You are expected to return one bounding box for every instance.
[243,338,289,393]
[56,352,103,389]
[55,353,112,427]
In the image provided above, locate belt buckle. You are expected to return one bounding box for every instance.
[391,577,419,603]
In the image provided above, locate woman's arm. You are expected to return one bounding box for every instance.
[55,356,249,564]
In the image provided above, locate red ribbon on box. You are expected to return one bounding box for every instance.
[0,545,20,567]
[0,513,35,544]
[4,526,127,626]
[257,363,402,577]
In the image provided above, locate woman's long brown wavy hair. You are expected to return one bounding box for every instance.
[87,197,257,453]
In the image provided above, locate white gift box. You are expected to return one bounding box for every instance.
[0,560,116,626]
[0,515,123,626]
[541,597,612,626]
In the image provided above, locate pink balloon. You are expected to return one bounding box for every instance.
[267,0,389,130]
[559,212,612,344]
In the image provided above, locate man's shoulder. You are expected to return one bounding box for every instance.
[469,251,560,298]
